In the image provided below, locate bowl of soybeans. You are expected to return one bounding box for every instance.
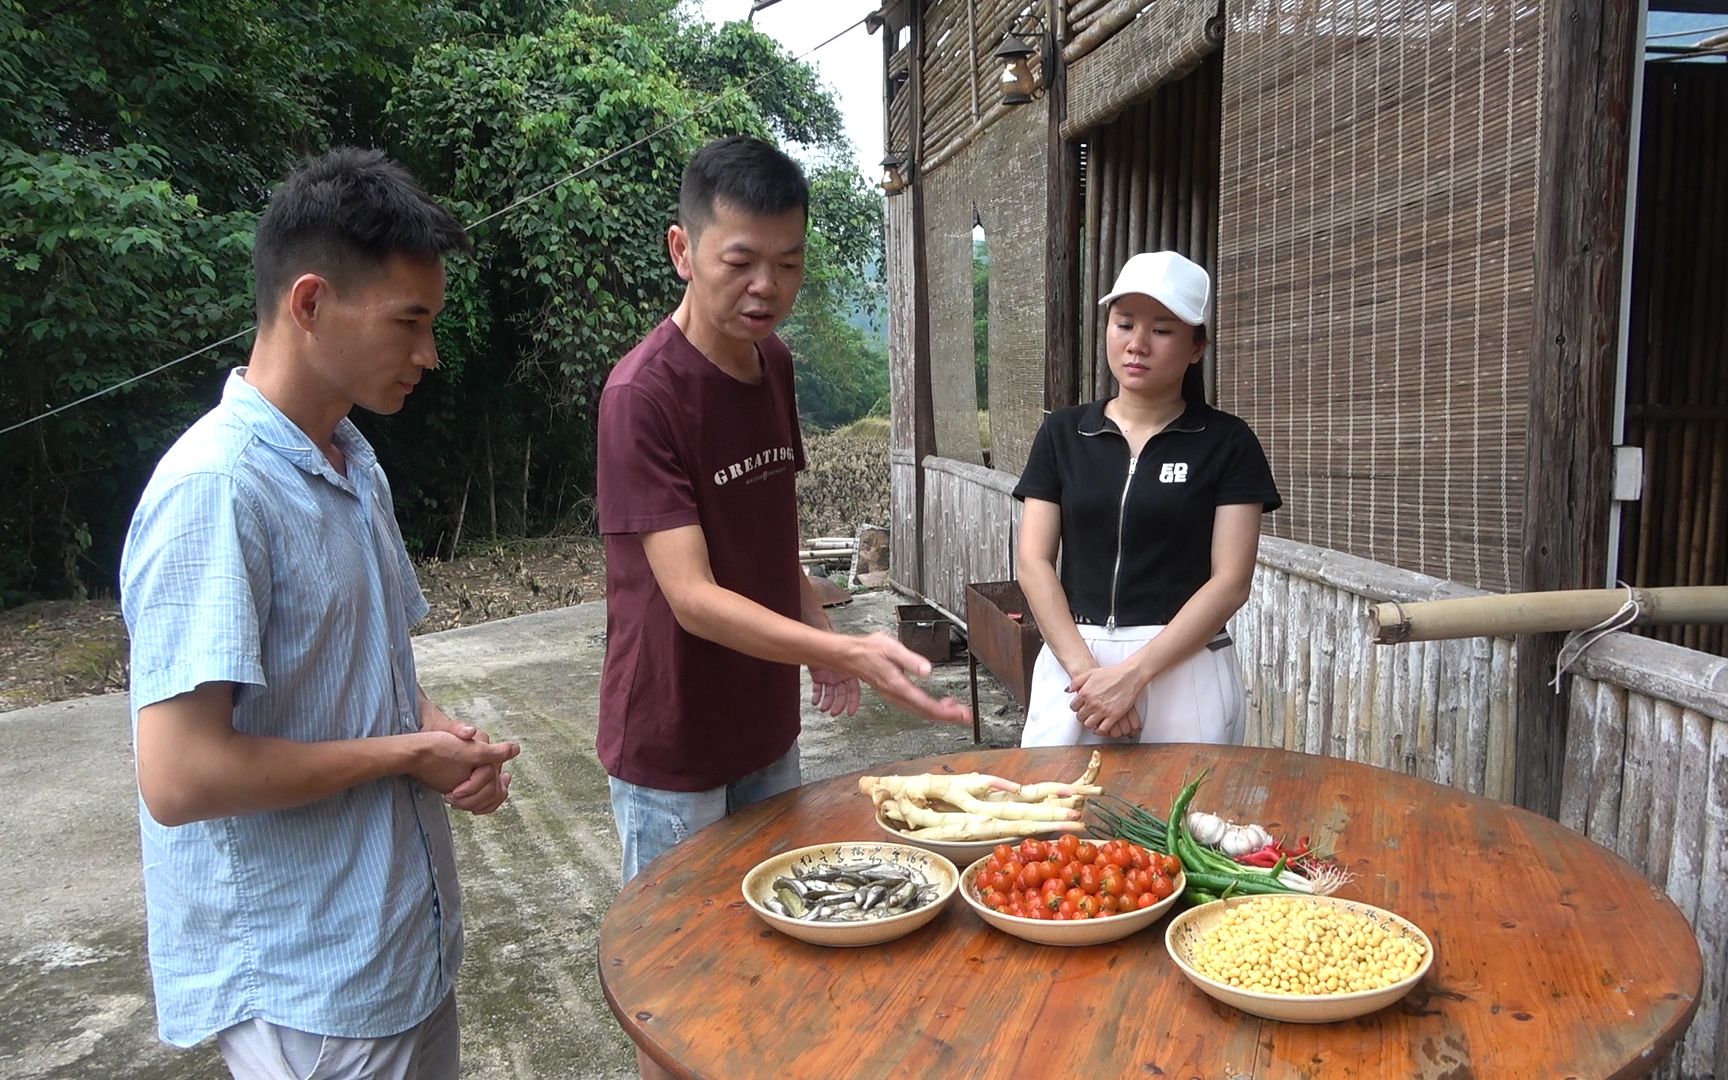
[1164,894,1433,1023]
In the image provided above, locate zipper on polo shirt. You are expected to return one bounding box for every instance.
[1106,456,1138,630]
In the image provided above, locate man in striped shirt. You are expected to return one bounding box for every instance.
[120,148,519,1079]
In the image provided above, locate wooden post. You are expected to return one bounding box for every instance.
[1045,16,1080,412]
[910,0,936,592]
[1516,0,1640,820]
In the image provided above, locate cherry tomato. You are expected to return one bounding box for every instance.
[1128,846,1151,871]
[1061,861,1083,889]
[1079,865,1100,893]
[1056,833,1080,859]
[1076,895,1100,917]
[1099,868,1125,898]
[1018,838,1046,862]
[1059,899,1077,917]
[1158,853,1182,877]
[1100,895,1120,915]
[1147,873,1174,900]
[1041,877,1063,897]
[994,844,1015,864]
[1076,841,1098,865]
[1136,891,1158,910]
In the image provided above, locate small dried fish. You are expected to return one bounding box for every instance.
[761,859,939,923]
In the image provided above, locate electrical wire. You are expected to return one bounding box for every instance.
[1,13,870,438]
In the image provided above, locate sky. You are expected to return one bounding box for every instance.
[1645,11,1728,55]
[693,0,885,179]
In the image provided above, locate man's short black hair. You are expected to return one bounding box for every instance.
[678,135,809,240]
[253,147,470,324]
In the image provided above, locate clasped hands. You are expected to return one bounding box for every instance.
[1066,658,1145,739]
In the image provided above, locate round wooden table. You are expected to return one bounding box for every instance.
[598,745,1702,1079]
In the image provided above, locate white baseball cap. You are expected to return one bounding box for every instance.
[1098,250,1211,326]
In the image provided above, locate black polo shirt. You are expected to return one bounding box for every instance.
[1012,399,1282,628]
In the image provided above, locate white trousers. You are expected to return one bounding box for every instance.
[216,991,459,1080]
[1019,623,1247,747]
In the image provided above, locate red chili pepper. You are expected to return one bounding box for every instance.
[1233,848,1282,868]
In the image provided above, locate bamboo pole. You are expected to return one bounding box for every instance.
[1096,137,1120,398]
[1063,0,1149,64]
[1127,101,1147,255]
[1371,587,1728,644]
[1082,137,1102,394]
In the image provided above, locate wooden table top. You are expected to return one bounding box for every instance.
[598,745,1702,1079]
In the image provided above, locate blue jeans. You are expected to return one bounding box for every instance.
[608,743,802,884]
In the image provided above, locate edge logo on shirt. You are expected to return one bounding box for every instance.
[1159,462,1190,484]
[713,445,795,486]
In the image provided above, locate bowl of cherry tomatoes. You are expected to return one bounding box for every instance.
[959,835,1184,947]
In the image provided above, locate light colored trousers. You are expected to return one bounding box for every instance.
[217,990,458,1080]
[1020,623,1247,746]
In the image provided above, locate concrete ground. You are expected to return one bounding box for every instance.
[0,591,1024,1079]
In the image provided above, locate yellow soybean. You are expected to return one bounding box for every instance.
[1190,898,1427,996]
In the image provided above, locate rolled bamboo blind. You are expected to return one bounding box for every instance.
[1216,1,1544,593]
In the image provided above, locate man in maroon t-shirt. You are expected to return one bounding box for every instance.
[595,137,969,896]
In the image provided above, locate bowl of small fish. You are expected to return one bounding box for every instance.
[741,842,958,947]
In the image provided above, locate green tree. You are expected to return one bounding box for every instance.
[780,159,887,430]
[373,7,875,549]
[0,0,428,602]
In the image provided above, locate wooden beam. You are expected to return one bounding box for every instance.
[1045,23,1081,412]
[910,0,935,592]
[1516,0,1640,820]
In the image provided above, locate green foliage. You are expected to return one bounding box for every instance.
[0,0,425,603]
[780,159,888,430]
[366,7,882,548]
[0,0,886,600]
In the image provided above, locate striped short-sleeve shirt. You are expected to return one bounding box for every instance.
[120,370,461,1047]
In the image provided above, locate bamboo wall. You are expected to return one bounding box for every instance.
[919,456,1019,620]
[1621,62,1728,657]
[1234,536,1518,801]
[1558,638,1728,1079]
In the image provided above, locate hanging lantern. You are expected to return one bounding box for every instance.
[880,151,910,195]
[993,16,1045,106]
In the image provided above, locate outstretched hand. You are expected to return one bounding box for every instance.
[844,632,971,725]
[808,664,863,717]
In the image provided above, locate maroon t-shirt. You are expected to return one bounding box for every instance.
[595,318,806,791]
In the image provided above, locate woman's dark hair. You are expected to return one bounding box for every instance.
[253,147,470,324]
[678,135,809,241]
[1182,322,1209,404]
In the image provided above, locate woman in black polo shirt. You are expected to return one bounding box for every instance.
[1012,251,1280,746]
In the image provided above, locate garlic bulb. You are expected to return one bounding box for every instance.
[1219,826,1262,856]
[1186,811,1227,846]
[1190,810,1275,856]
